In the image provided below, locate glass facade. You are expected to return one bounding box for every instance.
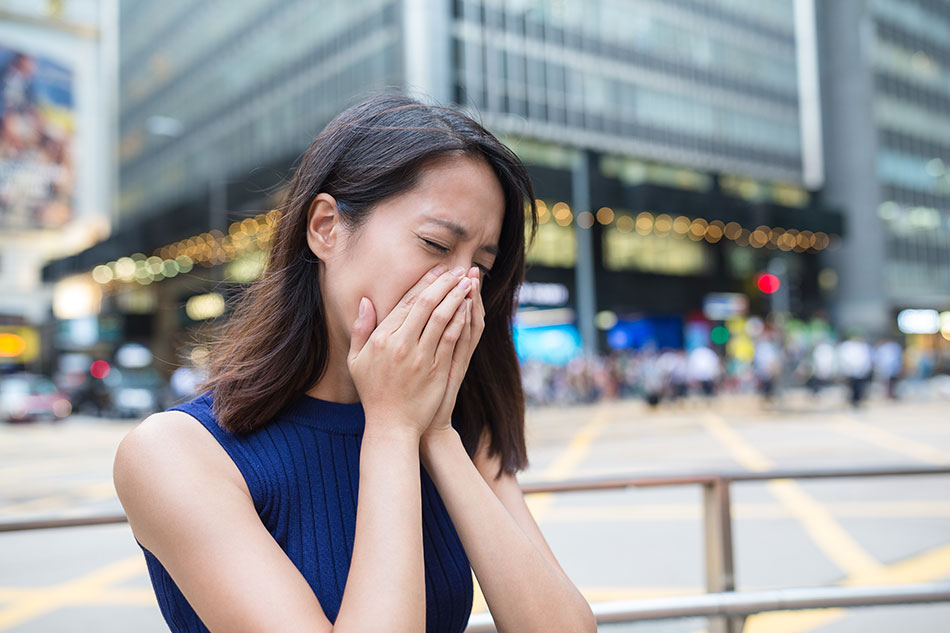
[452,0,803,183]
[117,0,402,220]
[869,0,950,298]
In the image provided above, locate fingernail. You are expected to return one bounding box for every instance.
[451,266,466,277]
[358,297,367,317]
[458,277,471,289]
[468,266,479,277]
[431,264,448,276]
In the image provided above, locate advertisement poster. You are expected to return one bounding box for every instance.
[0,45,74,230]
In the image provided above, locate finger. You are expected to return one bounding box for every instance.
[396,267,468,341]
[451,298,473,373]
[350,297,376,358]
[435,293,468,366]
[470,278,486,345]
[376,264,448,334]
[419,275,472,356]
[444,299,473,398]
[346,296,376,367]
[471,276,485,323]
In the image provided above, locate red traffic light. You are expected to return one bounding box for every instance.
[756,272,781,294]
[90,360,111,379]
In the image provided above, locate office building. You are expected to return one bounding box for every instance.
[818,0,950,348]
[43,0,844,370]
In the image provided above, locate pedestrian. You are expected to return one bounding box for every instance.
[113,93,595,633]
[873,337,903,400]
[687,344,721,398]
[809,338,838,395]
[838,334,873,408]
[754,333,782,404]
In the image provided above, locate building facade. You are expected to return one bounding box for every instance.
[0,0,117,372]
[818,0,950,342]
[43,0,844,375]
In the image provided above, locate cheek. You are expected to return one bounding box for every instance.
[366,261,429,323]
[347,237,435,324]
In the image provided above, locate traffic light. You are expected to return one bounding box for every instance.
[758,258,790,316]
[89,360,111,379]
[756,273,781,294]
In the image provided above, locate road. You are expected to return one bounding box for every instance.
[1,387,948,632]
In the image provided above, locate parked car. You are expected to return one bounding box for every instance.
[0,373,72,423]
[103,366,168,419]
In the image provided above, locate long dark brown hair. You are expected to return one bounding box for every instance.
[194,91,539,479]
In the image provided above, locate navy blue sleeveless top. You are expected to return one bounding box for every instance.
[137,390,473,632]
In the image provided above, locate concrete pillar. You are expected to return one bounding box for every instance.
[572,149,598,356]
[815,0,890,335]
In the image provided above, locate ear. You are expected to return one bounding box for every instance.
[306,193,343,261]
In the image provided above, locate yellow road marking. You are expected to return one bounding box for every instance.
[526,405,614,517]
[769,479,883,577]
[0,556,146,630]
[744,542,950,633]
[703,413,884,578]
[848,543,950,586]
[831,416,950,464]
[704,413,950,633]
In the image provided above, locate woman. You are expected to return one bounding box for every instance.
[113,92,596,633]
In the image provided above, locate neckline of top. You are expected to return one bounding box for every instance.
[284,393,366,435]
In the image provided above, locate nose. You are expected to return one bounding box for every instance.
[450,259,480,278]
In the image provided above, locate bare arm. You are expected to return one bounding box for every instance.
[333,425,425,631]
[114,412,428,633]
[419,428,596,633]
[113,265,472,631]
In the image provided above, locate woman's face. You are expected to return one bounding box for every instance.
[308,154,505,346]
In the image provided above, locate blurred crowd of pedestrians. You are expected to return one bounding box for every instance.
[520,332,942,409]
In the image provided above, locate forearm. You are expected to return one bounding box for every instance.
[334,427,424,632]
[420,430,594,633]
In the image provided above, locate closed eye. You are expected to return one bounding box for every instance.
[422,239,492,278]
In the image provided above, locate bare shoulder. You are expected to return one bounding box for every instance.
[113,411,334,632]
[113,410,249,548]
[115,409,246,491]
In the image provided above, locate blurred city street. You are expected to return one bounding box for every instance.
[3,0,950,630]
[1,388,948,632]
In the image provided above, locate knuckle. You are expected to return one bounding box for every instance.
[417,293,437,310]
[393,340,410,359]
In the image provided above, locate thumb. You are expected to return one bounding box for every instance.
[348,297,375,363]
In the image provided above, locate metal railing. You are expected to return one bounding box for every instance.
[3,465,949,632]
[475,464,950,633]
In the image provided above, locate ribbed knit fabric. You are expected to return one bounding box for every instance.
[137,389,473,632]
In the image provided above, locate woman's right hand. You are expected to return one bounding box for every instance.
[346,264,472,440]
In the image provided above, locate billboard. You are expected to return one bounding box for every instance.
[0,44,74,230]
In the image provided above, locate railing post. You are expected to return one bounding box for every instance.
[703,478,745,633]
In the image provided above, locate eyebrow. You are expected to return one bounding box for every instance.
[421,215,499,256]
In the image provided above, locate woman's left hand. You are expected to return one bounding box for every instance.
[422,266,485,439]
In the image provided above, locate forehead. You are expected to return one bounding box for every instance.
[406,155,505,240]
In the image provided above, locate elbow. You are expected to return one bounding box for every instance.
[571,601,597,633]
[584,609,598,633]
[545,601,596,633]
